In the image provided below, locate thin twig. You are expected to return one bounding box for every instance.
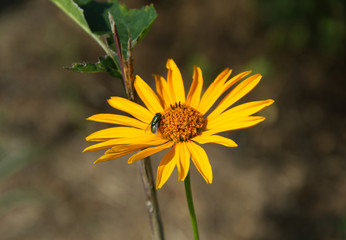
[139,157,165,240]
[108,13,126,90]
[108,12,164,240]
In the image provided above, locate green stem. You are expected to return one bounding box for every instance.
[184,171,200,240]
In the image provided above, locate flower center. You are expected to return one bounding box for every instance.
[159,102,205,142]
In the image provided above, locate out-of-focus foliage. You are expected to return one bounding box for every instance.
[0,144,45,216]
[258,0,345,55]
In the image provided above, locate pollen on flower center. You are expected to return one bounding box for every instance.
[159,102,205,142]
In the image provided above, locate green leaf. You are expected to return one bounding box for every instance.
[76,0,112,35]
[51,0,157,78]
[51,0,90,33]
[67,56,122,78]
[74,0,157,57]
[50,0,115,60]
[107,1,157,56]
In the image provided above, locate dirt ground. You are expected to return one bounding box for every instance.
[0,0,345,239]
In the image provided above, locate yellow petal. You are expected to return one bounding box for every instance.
[94,144,148,164]
[94,149,136,164]
[154,75,165,107]
[193,134,238,147]
[207,74,262,121]
[106,144,148,154]
[134,75,164,114]
[221,70,252,94]
[166,59,185,103]
[107,97,153,124]
[156,146,178,189]
[207,99,274,129]
[186,141,213,184]
[83,134,166,152]
[176,142,190,181]
[197,68,232,115]
[87,114,147,129]
[86,127,145,141]
[154,74,174,108]
[205,116,266,135]
[128,141,173,164]
[186,66,203,109]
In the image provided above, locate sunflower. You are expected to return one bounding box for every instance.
[84,59,274,189]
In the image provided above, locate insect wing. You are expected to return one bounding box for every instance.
[145,123,152,133]
[151,123,159,134]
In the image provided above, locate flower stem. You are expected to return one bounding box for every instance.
[184,171,200,240]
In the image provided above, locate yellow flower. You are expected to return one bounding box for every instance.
[84,59,274,189]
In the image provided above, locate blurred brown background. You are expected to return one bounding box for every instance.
[0,0,345,239]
